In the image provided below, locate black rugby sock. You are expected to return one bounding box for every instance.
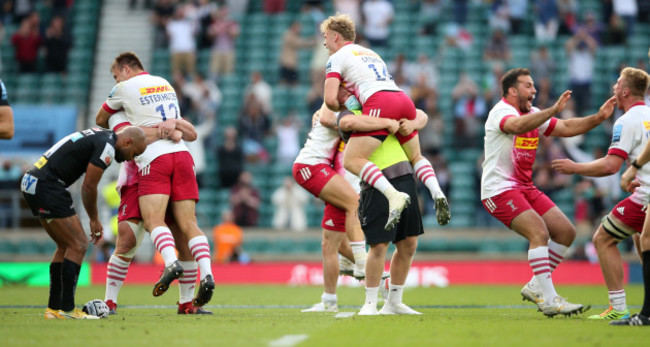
[47,262,62,310]
[641,251,650,317]
[61,259,81,312]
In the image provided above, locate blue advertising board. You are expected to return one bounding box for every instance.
[0,105,78,156]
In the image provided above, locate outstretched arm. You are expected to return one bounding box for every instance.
[550,96,616,137]
[502,90,572,135]
[0,105,14,139]
[552,154,624,177]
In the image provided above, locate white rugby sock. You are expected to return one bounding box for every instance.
[365,286,379,305]
[387,282,405,306]
[360,162,393,195]
[528,240,568,289]
[188,235,213,279]
[322,292,337,305]
[151,226,178,266]
[609,289,627,311]
[528,246,558,303]
[178,261,198,304]
[105,255,130,303]
[350,241,366,269]
[413,158,443,198]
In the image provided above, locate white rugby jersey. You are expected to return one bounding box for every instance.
[481,99,556,200]
[608,102,650,205]
[325,43,400,104]
[294,116,341,166]
[108,111,138,193]
[102,72,188,170]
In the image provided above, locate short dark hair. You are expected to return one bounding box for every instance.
[501,68,531,97]
[110,51,144,72]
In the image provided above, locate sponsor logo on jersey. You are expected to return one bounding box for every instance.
[617,206,625,215]
[324,219,335,227]
[351,50,379,58]
[321,168,330,177]
[34,156,48,169]
[612,124,622,142]
[139,85,172,95]
[100,143,115,167]
[644,121,650,130]
[21,174,38,194]
[70,133,83,142]
[108,85,118,98]
[514,137,538,150]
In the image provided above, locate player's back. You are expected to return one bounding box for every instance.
[110,73,181,127]
[326,43,399,104]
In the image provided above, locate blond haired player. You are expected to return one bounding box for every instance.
[552,67,650,321]
[320,13,449,230]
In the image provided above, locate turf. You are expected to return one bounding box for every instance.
[0,284,647,346]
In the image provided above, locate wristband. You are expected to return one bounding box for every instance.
[632,160,642,169]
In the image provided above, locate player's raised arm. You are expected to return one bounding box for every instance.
[549,96,616,137]
[502,90,571,135]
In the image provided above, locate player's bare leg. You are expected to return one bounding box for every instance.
[302,229,345,312]
[140,194,184,297]
[319,175,366,277]
[344,136,410,230]
[172,199,214,307]
[379,236,421,315]
[400,134,450,225]
[511,210,584,317]
[586,225,630,319]
[359,242,389,316]
[521,207,575,307]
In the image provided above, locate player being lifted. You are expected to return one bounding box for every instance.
[101,111,212,315]
[481,67,616,317]
[96,52,214,308]
[320,14,449,230]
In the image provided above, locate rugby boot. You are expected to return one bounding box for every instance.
[541,296,585,317]
[520,282,544,310]
[58,308,100,320]
[435,196,451,225]
[192,274,215,307]
[385,191,411,230]
[153,260,184,297]
[178,301,213,314]
[44,307,64,319]
[587,306,630,320]
[609,313,650,326]
[301,301,338,313]
[378,303,422,315]
[105,300,117,315]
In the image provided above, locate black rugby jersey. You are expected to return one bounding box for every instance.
[0,80,9,106]
[27,128,116,187]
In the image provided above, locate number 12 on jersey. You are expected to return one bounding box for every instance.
[155,103,179,121]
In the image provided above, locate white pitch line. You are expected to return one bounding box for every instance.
[334,312,355,318]
[269,334,309,347]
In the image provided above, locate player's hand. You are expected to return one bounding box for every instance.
[385,119,399,134]
[620,166,639,192]
[89,219,103,245]
[551,158,577,174]
[158,119,177,138]
[398,119,416,136]
[170,129,183,143]
[597,96,617,120]
[552,90,572,114]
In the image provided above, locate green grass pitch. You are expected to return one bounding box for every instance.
[0,284,647,346]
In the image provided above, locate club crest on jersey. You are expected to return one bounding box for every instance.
[100,143,115,167]
[108,85,118,98]
[514,137,538,150]
[612,124,622,142]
